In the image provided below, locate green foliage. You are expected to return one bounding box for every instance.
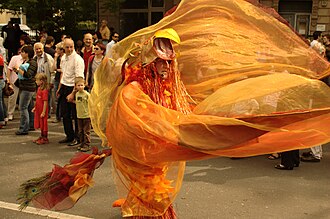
[0,0,96,34]
[77,20,97,30]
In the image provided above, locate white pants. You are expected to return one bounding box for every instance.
[311,145,322,159]
[7,84,19,116]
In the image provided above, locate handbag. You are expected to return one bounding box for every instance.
[3,82,14,96]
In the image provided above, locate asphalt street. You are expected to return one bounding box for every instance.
[1,112,330,219]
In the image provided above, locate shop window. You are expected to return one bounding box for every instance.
[121,0,148,9]
[151,12,164,25]
[279,0,312,13]
[152,0,164,7]
[279,0,312,37]
[120,12,148,37]
[120,0,165,37]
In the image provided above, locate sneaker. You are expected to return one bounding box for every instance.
[78,145,91,152]
[33,137,42,143]
[8,115,13,121]
[301,151,312,158]
[67,139,80,146]
[29,127,36,131]
[275,164,293,170]
[59,138,73,143]
[36,138,49,145]
[301,156,321,162]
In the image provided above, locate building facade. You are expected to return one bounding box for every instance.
[260,0,330,37]
[99,0,330,38]
[0,9,27,25]
[98,0,179,38]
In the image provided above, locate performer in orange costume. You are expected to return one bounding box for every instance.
[19,0,330,218]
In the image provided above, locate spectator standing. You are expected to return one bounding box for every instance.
[105,32,119,55]
[14,24,26,54]
[57,38,84,146]
[93,31,103,45]
[299,32,325,162]
[0,37,7,62]
[19,35,32,47]
[0,38,8,127]
[322,34,330,61]
[0,54,6,129]
[86,43,105,91]
[34,43,54,85]
[34,42,54,118]
[14,45,37,135]
[275,150,300,170]
[44,36,56,58]
[81,33,94,78]
[3,21,17,61]
[32,73,49,145]
[6,48,24,121]
[39,32,48,45]
[74,77,91,152]
[310,31,325,56]
[99,20,110,45]
[75,40,84,57]
[52,42,64,123]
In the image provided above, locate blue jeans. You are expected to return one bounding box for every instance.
[18,90,34,133]
[53,80,61,120]
[0,79,5,124]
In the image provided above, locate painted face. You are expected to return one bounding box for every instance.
[155,59,170,79]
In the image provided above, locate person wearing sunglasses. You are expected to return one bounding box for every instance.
[105,32,119,55]
[86,43,105,91]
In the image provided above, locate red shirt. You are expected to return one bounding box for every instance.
[0,54,4,78]
[83,47,93,77]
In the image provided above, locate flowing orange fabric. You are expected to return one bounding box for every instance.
[89,0,330,218]
[18,148,112,211]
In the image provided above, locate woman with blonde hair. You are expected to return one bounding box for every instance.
[32,73,49,144]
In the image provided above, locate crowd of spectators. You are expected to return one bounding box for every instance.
[0,20,119,152]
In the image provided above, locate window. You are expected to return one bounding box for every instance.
[152,0,164,7]
[120,12,148,37]
[120,0,165,37]
[121,0,148,9]
[278,0,312,37]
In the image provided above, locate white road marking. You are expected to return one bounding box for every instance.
[0,201,92,219]
[1,129,100,140]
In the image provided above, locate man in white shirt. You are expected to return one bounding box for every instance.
[310,31,325,56]
[301,31,324,162]
[105,32,119,55]
[6,49,24,120]
[57,38,84,146]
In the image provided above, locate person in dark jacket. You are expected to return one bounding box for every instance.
[14,45,38,135]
